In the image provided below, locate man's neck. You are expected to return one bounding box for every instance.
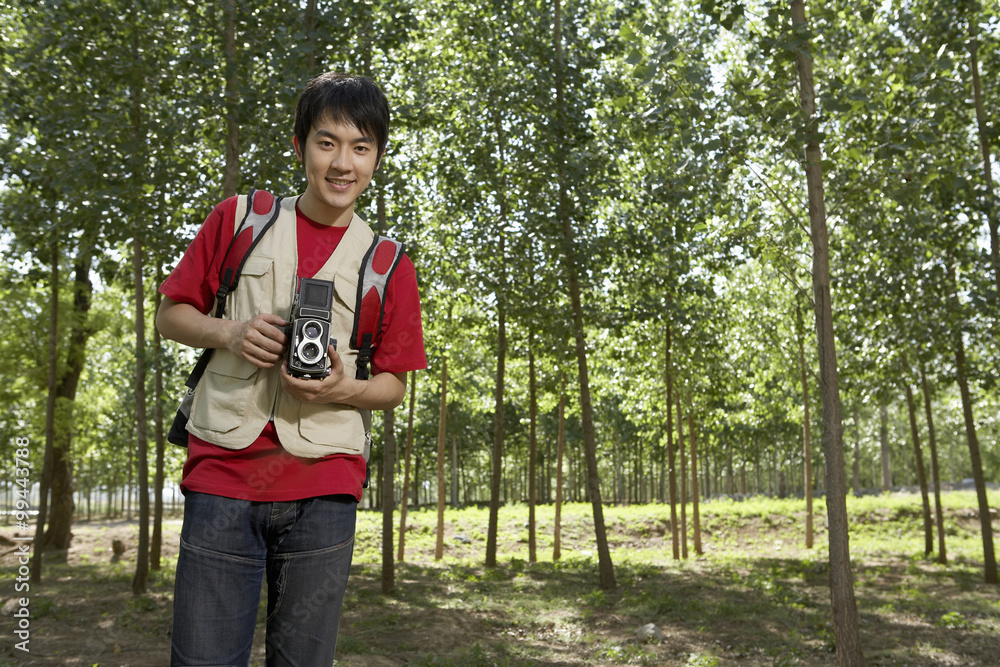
[297,190,355,227]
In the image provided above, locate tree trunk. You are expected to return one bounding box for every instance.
[966,4,1000,305]
[797,302,814,549]
[949,266,998,584]
[553,388,566,561]
[791,0,864,661]
[397,373,416,562]
[740,454,747,496]
[436,357,448,562]
[451,436,458,506]
[151,266,165,571]
[658,421,666,503]
[902,360,933,556]
[413,452,421,506]
[304,0,317,75]
[726,438,733,496]
[677,395,688,560]
[664,324,679,560]
[687,412,702,556]
[126,448,134,521]
[852,404,861,494]
[87,457,93,521]
[614,442,621,503]
[129,28,151,593]
[42,440,74,558]
[772,438,779,497]
[485,278,506,568]
[31,241,60,584]
[919,362,947,564]
[381,408,396,594]
[528,338,538,563]
[35,242,97,563]
[41,266,88,560]
[553,0,614,590]
[221,0,240,198]
[131,213,150,596]
[754,435,761,494]
[373,179,395,589]
[879,402,891,492]
[486,106,509,568]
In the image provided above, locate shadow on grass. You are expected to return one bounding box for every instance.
[337,556,842,665]
[3,537,997,666]
[0,557,175,664]
[336,552,1000,666]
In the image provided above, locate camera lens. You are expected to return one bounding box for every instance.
[303,321,322,339]
[300,341,321,363]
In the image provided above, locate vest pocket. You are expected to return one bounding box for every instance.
[298,402,365,454]
[229,256,275,319]
[330,274,359,367]
[194,253,272,435]
[333,271,358,310]
[190,351,259,433]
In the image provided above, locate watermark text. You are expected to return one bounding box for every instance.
[11,436,33,653]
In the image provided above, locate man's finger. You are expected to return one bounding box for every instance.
[253,316,288,346]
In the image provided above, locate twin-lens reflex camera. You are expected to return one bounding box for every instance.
[285,277,336,379]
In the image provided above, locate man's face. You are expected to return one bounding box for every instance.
[293,115,381,226]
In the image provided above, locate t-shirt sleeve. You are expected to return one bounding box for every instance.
[372,254,427,375]
[159,198,238,314]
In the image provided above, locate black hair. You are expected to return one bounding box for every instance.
[294,73,390,159]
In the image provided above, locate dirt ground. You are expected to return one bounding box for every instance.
[1,507,998,666]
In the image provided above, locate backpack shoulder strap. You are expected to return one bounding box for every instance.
[212,188,282,317]
[351,234,405,381]
[353,234,405,487]
[184,188,281,388]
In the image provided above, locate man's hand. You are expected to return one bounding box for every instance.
[281,344,349,403]
[280,345,408,410]
[228,313,288,368]
[156,298,289,368]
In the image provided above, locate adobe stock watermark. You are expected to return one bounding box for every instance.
[11,436,33,653]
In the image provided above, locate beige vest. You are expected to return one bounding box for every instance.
[187,194,375,459]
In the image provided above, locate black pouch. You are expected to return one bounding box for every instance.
[167,387,196,446]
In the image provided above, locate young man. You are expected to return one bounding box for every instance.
[157,73,426,666]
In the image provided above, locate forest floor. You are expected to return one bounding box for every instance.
[0,490,998,666]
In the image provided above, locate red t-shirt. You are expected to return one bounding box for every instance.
[160,196,427,502]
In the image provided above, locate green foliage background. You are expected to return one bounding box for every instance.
[0,0,998,519]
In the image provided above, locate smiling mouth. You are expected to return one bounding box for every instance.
[326,177,353,187]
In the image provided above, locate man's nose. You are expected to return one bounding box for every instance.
[330,146,350,171]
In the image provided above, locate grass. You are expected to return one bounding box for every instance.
[0,489,996,665]
[363,489,998,567]
[340,489,999,665]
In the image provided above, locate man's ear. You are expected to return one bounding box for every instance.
[293,136,303,163]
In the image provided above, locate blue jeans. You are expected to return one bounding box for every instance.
[170,492,357,667]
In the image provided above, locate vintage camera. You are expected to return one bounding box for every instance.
[285,277,336,379]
